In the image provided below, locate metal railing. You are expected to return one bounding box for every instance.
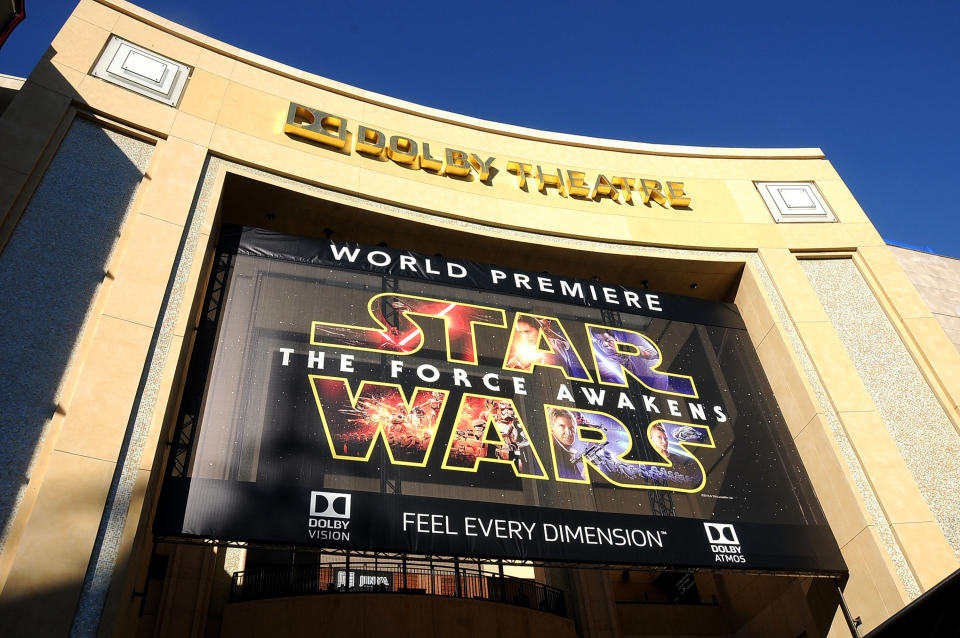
[231,559,567,617]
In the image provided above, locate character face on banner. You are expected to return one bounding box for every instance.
[596,332,622,356]
[549,408,586,481]
[550,410,576,448]
[516,317,539,347]
[503,314,593,381]
[585,324,698,397]
[650,423,670,458]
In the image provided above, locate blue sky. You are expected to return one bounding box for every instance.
[3,1,959,256]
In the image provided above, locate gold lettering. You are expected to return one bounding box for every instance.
[536,165,566,196]
[591,173,618,200]
[283,103,348,150]
[611,177,634,203]
[387,135,419,165]
[281,107,689,206]
[421,142,443,171]
[356,125,385,156]
[468,154,496,182]
[566,170,591,197]
[638,179,667,206]
[444,148,471,176]
[666,181,690,207]
[507,161,533,189]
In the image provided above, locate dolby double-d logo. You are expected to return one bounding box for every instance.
[704,522,745,563]
[310,491,351,519]
[307,492,352,541]
[703,522,738,545]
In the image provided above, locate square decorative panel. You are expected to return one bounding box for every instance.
[755,182,836,223]
[91,36,190,107]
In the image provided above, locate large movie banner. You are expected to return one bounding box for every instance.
[155,227,845,576]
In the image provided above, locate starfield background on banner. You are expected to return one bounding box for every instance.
[155,226,845,576]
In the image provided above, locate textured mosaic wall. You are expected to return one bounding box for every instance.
[0,118,152,556]
[802,258,960,562]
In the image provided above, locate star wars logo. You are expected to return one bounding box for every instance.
[308,491,351,541]
[704,522,745,564]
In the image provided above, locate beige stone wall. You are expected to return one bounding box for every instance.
[0,2,959,637]
[890,245,960,353]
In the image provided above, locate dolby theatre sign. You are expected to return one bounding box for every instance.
[283,102,692,208]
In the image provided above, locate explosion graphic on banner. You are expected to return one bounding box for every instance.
[309,376,448,466]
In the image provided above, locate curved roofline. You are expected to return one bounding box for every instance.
[100,0,825,160]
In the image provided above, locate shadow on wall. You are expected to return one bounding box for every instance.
[0,85,19,115]
[0,52,153,559]
[0,472,147,637]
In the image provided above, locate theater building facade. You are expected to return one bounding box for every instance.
[1,2,959,637]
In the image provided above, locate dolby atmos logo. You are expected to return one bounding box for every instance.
[704,522,745,564]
